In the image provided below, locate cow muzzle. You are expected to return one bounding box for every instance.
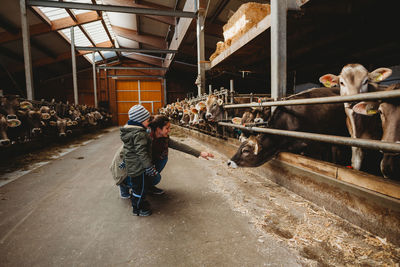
[59,132,66,137]
[227,160,238,169]
[0,139,10,146]
[6,114,17,120]
[32,128,42,134]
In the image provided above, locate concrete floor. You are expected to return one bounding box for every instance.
[0,128,301,266]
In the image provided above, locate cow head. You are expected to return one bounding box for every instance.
[205,95,224,122]
[319,64,392,96]
[227,135,277,168]
[50,119,68,137]
[180,109,190,125]
[1,95,21,127]
[0,113,10,146]
[18,109,43,134]
[353,98,400,180]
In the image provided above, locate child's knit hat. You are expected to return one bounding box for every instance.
[128,105,150,123]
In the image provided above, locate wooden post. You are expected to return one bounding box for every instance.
[20,0,34,100]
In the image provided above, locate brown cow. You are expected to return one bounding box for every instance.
[0,113,10,146]
[352,84,400,180]
[320,64,392,170]
[228,87,348,168]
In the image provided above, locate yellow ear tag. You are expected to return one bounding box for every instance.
[324,80,331,87]
[367,109,378,115]
[375,73,383,82]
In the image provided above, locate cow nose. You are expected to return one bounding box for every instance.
[7,115,17,120]
[59,133,66,137]
[32,128,42,133]
[206,113,211,119]
[227,160,238,169]
[0,139,10,146]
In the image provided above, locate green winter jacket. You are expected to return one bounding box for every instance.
[120,125,153,177]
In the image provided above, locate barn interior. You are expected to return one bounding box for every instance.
[1,0,400,119]
[1,1,400,265]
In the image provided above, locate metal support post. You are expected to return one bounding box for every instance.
[163,78,167,106]
[196,0,206,96]
[271,0,287,101]
[20,0,34,100]
[92,52,98,108]
[71,27,78,105]
[209,84,212,95]
[230,79,234,103]
[138,80,141,104]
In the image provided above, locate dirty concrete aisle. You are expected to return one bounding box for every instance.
[0,128,300,266]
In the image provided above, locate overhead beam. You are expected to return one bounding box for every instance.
[75,46,177,54]
[111,25,167,49]
[104,0,176,25]
[27,0,196,18]
[0,11,101,44]
[163,0,195,68]
[0,14,20,34]
[123,53,163,67]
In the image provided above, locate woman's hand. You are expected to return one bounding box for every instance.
[200,151,214,160]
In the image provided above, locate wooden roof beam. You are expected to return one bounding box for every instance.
[111,25,167,49]
[102,0,176,25]
[0,11,101,44]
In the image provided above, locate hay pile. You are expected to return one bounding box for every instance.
[210,2,270,61]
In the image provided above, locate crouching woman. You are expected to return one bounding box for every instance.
[148,115,214,195]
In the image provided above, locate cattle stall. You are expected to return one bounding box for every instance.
[165,84,400,246]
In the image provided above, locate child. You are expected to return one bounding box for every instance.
[120,105,158,216]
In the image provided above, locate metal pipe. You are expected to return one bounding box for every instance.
[196,1,206,96]
[138,80,141,104]
[209,84,212,95]
[92,52,98,108]
[218,122,400,153]
[163,78,167,106]
[27,0,197,18]
[108,75,163,79]
[270,0,287,101]
[71,27,78,105]
[20,0,34,100]
[230,79,234,103]
[97,66,167,70]
[76,46,178,54]
[224,89,400,109]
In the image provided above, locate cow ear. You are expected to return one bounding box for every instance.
[232,117,242,125]
[49,121,57,126]
[352,101,380,116]
[369,68,392,82]
[239,135,247,143]
[41,113,50,120]
[66,121,73,126]
[17,110,26,116]
[217,99,224,106]
[319,74,339,88]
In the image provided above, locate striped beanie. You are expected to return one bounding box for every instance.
[128,105,150,123]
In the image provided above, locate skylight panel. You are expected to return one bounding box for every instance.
[83,21,109,44]
[60,27,92,47]
[38,7,70,20]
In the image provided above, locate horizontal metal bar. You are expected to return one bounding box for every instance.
[218,122,400,153]
[224,89,400,109]
[109,75,163,79]
[76,46,177,54]
[97,66,167,70]
[27,0,196,18]
[117,101,161,103]
[117,90,160,92]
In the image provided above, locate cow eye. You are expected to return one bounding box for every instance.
[241,148,250,154]
[340,81,344,86]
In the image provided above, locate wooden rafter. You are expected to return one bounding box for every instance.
[111,25,166,49]
[0,11,101,44]
[102,0,175,25]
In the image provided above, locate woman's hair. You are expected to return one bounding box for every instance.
[149,115,170,131]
